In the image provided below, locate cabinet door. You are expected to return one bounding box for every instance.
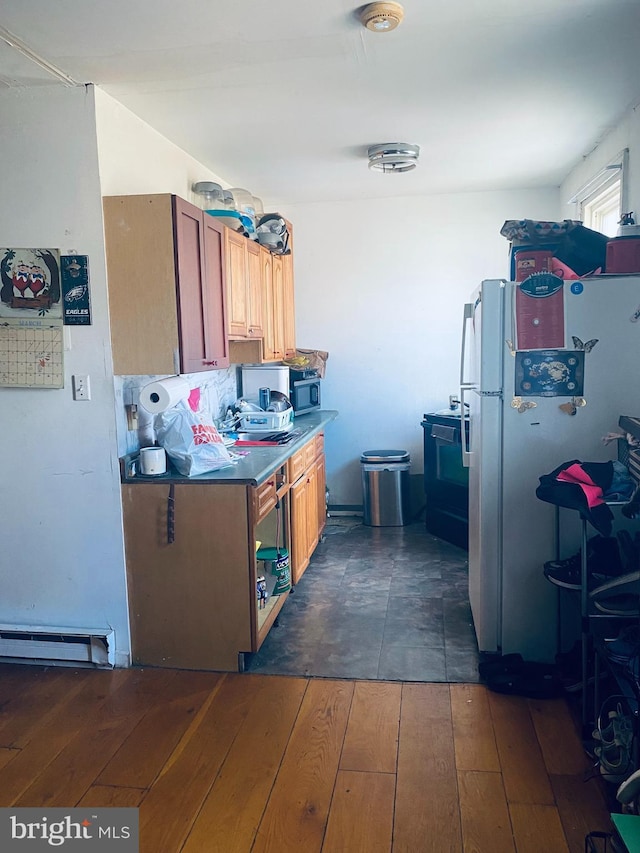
[122,482,252,671]
[261,249,277,361]
[105,194,180,375]
[226,229,249,337]
[290,460,321,584]
[315,453,327,537]
[271,254,285,362]
[290,476,308,585]
[304,463,319,560]
[282,249,296,359]
[201,213,230,369]
[174,197,209,374]
[246,240,264,338]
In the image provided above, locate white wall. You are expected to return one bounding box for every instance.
[94,87,242,458]
[283,189,560,505]
[94,87,230,198]
[0,85,131,660]
[0,85,238,666]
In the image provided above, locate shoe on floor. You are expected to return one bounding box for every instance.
[605,624,640,660]
[478,655,563,699]
[617,767,640,805]
[593,594,640,616]
[543,561,582,589]
[555,641,599,692]
[590,571,640,601]
[545,535,624,576]
[595,741,633,784]
[617,529,640,573]
[593,705,634,747]
[543,563,607,590]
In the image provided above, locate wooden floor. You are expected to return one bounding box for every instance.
[0,663,614,852]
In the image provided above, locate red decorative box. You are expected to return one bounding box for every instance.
[514,249,553,281]
[606,237,640,273]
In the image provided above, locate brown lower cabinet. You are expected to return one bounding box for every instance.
[121,434,326,672]
[289,433,326,584]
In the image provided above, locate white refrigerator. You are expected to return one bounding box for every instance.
[460,276,640,663]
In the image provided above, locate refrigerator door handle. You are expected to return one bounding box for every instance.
[460,302,474,389]
[460,302,475,468]
[460,386,471,468]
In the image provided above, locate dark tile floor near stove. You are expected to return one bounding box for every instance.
[247,517,481,682]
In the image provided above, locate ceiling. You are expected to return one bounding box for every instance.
[0,0,639,205]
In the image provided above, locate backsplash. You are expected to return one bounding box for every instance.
[114,366,239,457]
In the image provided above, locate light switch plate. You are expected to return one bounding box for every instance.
[72,374,91,401]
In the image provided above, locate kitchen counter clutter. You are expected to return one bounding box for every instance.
[119,410,337,672]
[120,410,336,486]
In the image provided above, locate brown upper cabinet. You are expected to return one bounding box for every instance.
[104,194,229,375]
[282,223,296,359]
[246,240,264,338]
[229,220,296,365]
[225,228,250,338]
[225,230,266,342]
[264,253,285,362]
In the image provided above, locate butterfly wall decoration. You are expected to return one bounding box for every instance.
[572,336,598,353]
[511,396,537,414]
[559,396,587,416]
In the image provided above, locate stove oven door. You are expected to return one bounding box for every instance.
[422,415,469,549]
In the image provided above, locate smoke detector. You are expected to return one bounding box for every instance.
[368,143,420,173]
[359,2,404,32]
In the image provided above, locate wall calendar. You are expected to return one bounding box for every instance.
[0,247,64,388]
[0,321,64,388]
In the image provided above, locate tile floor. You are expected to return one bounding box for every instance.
[247,517,481,682]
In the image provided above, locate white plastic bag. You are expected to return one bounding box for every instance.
[154,397,233,477]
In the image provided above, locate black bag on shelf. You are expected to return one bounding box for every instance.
[500,219,608,277]
[553,223,609,276]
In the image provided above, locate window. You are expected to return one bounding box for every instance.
[569,148,629,238]
[582,179,622,237]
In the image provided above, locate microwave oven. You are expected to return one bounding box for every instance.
[289,370,321,415]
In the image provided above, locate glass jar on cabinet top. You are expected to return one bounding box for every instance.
[191,181,224,211]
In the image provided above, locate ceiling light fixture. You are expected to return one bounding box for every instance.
[368,143,420,173]
[359,2,405,32]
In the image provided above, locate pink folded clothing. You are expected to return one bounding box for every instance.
[536,459,614,536]
[557,462,606,508]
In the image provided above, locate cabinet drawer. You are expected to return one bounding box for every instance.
[289,434,323,483]
[253,477,277,523]
[304,440,317,469]
[288,446,307,484]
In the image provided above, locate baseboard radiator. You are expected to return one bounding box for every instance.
[0,625,115,668]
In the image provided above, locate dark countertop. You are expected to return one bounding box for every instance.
[120,409,338,487]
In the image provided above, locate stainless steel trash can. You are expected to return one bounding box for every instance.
[361,450,411,527]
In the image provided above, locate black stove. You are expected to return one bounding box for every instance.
[421,412,469,550]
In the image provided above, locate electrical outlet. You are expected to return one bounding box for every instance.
[72,374,91,401]
[126,403,139,430]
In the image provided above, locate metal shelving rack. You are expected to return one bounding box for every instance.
[553,502,637,732]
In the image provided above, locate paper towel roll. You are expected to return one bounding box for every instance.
[139,376,191,414]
